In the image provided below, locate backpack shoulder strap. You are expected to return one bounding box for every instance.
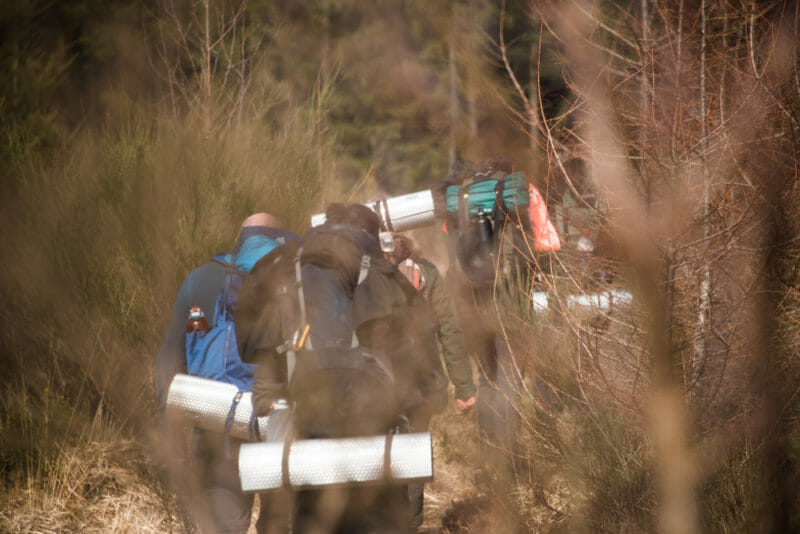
[457,183,471,230]
[206,254,238,323]
[491,177,506,221]
[293,246,309,350]
[357,254,371,285]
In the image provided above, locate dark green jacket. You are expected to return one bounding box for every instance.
[416,258,476,400]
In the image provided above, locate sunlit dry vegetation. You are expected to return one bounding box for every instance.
[2,0,799,532]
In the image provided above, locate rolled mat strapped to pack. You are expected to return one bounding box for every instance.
[165,374,290,442]
[238,432,434,492]
[531,289,633,314]
[311,190,436,232]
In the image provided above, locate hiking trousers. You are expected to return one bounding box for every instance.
[470,330,518,450]
[193,430,289,534]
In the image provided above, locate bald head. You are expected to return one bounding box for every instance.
[241,212,282,229]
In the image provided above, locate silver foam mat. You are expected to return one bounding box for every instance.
[165,374,289,442]
[374,190,435,231]
[311,189,436,232]
[239,432,433,492]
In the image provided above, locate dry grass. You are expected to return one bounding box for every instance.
[0,417,182,534]
[424,398,483,531]
[0,74,323,533]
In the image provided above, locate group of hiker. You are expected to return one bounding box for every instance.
[155,155,584,533]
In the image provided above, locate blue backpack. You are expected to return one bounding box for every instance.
[185,235,281,391]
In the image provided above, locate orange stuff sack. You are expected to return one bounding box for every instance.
[528,184,561,252]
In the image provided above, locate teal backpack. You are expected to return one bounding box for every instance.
[445,171,530,216]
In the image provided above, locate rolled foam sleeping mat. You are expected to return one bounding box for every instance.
[311,190,436,232]
[165,374,289,442]
[567,289,632,308]
[531,289,633,314]
[238,432,434,492]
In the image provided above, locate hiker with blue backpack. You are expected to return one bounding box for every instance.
[155,212,299,534]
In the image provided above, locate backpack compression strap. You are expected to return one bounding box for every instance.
[210,255,247,323]
[490,178,507,257]
[224,391,244,458]
[248,409,260,442]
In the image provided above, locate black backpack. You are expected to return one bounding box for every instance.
[237,223,403,437]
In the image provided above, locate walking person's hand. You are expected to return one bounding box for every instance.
[456,396,476,413]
